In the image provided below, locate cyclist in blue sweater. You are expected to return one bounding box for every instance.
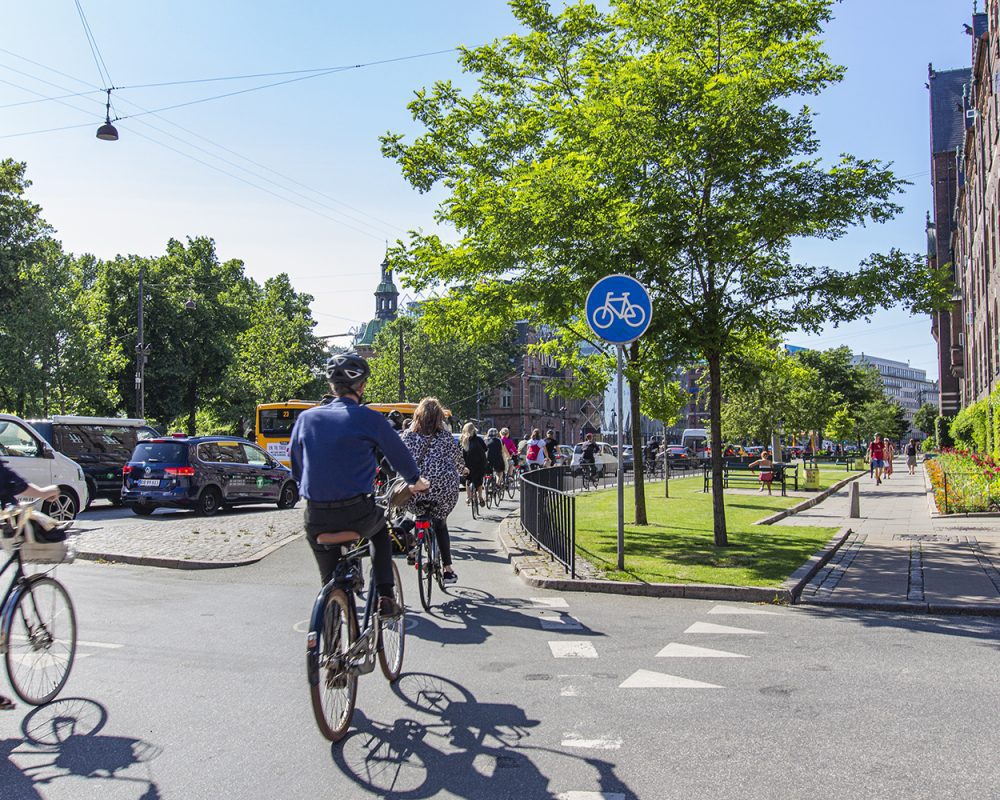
[290,353,428,617]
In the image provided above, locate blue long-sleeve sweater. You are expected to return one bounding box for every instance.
[289,398,420,502]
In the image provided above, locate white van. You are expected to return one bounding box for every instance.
[569,441,619,476]
[0,413,89,520]
[681,428,709,462]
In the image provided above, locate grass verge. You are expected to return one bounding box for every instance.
[574,480,835,586]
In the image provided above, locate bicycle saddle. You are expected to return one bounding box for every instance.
[316,531,362,545]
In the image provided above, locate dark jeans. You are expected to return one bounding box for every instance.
[432,517,453,567]
[304,495,394,596]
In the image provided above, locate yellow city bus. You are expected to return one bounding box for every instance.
[256,400,450,466]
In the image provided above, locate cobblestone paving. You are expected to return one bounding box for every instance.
[71,504,304,564]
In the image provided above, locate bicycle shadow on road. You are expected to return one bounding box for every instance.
[332,672,634,800]
[0,697,163,799]
[407,586,604,647]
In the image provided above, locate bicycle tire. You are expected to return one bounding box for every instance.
[506,474,516,499]
[470,491,479,519]
[5,576,77,706]
[378,561,405,682]
[417,538,433,612]
[309,589,357,742]
[484,480,493,509]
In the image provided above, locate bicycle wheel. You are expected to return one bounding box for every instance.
[506,473,516,499]
[470,490,480,520]
[417,537,434,612]
[309,589,357,742]
[484,480,493,509]
[378,561,405,682]
[4,576,77,706]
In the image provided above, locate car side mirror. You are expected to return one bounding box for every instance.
[41,446,55,460]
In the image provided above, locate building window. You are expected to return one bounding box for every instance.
[500,385,513,409]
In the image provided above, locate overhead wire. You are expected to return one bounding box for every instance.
[74,0,113,89]
[0,57,404,240]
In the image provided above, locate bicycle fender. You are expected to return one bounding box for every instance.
[306,584,336,686]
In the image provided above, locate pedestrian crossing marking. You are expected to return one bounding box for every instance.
[549,641,598,658]
[656,642,747,658]
[561,733,622,749]
[557,793,626,800]
[685,622,765,635]
[538,614,583,630]
[707,605,782,616]
[531,597,570,608]
[619,669,723,689]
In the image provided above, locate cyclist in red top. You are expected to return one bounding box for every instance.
[867,434,886,486]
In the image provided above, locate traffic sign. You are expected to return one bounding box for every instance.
[585,274,652,344]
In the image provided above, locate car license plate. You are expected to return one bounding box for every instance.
[138,479,159,487]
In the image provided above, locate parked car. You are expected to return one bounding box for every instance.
[121,436,298,516]
[556,444,575,466]
[611,445,634,472]
[30,415,158,509]
[0,413,89,520]
[569,441,619,476]
[665,445,698,470]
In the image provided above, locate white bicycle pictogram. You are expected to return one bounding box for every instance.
[591,291,647,330]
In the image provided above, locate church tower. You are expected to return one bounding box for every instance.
[374,255,399,321]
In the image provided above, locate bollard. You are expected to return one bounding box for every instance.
[848,481,861,518]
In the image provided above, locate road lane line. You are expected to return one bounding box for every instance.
[531,597,570,608]
[656,642,747,658]
[538,614,583,630]
[707,605,782,615]
[619,669,723,689]
[549,641,598,658]
[685,622,764,635]
[561,734,622,750]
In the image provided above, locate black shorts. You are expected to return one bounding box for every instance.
[304,495,383,545]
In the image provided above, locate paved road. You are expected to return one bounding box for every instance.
[3,497,1000,799]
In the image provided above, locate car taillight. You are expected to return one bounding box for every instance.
[165,467,195,476]
[122,465,133,475]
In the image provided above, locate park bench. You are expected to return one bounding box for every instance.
[703,463,797,496]
[805,455,858,471]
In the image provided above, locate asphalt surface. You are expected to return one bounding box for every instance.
[2,497,999,799]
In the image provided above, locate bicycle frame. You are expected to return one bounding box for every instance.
[306,542,379,686]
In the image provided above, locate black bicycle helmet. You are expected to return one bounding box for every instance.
[326,352,371,387]
[387,409,403,429]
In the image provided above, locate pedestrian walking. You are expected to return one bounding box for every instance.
[905,438,918,475]
[883,438,895,479]
[867,434,886,486]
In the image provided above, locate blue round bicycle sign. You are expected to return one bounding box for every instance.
[585,274,652,344]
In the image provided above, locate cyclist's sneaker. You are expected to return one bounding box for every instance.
[378,595,404,618]
[442,570,458,585]
[406,548,417,566]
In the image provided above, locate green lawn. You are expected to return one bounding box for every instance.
[809,466,865,492]
[574,480,836,586]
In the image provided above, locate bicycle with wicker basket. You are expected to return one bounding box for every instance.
[0,501,78,706]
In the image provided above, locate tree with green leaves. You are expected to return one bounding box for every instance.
[912,402,937,438]
[826,406,856,446]
[382,0,942,546]
[365,314,521,420]
[856,398,908,444]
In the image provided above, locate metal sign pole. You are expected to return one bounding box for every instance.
[616,344,625,571]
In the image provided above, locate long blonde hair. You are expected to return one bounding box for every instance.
[460,421,477,448]
[411,397,446,435]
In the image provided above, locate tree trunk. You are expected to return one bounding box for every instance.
[628,341,647,525]
[707,352,729,546]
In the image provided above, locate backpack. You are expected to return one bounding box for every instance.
[527,442,540,461]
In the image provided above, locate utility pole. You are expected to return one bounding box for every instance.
[398,325,406,402]
[135,263,151,419]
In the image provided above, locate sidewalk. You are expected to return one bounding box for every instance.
[777,461,1000,614]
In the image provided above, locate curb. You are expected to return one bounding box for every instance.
[754,471,864,526]
[782,525,853,602]
[798,596,1000,616]
[74,532,304,570]
[497,516,801,604]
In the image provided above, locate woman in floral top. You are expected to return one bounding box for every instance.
[401,397,463,584]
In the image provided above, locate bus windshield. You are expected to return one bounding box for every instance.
[258,407,305,437]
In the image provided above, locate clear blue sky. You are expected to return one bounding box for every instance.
[0,0,974,377]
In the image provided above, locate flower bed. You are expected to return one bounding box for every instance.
[926,449,1000,513]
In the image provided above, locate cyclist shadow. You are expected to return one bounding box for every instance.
[0,697,163,799]
[407,587,603,647]
[333,673,632,799]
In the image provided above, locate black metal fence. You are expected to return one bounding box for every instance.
[519,467,576,577]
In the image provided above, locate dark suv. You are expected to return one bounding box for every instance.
[121,436,298,516]
[30,416,159,508]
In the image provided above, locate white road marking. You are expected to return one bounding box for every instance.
[292,619,309,634]
[76,639,124,649]
[531,597,570,608]
[557,793,626,800]
[619,669,723,689]
[560,686,581,697]
[538,614,583,630]
[549,641,598,658]
[561,734,622,750]
[685,622,765,635]
[656,642,748,658]
[707,605,782,616]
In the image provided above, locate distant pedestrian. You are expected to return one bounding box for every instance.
[883,438,895,479]
[905,438,918,475]
[867,434,886,486]
[748,450,775,495]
